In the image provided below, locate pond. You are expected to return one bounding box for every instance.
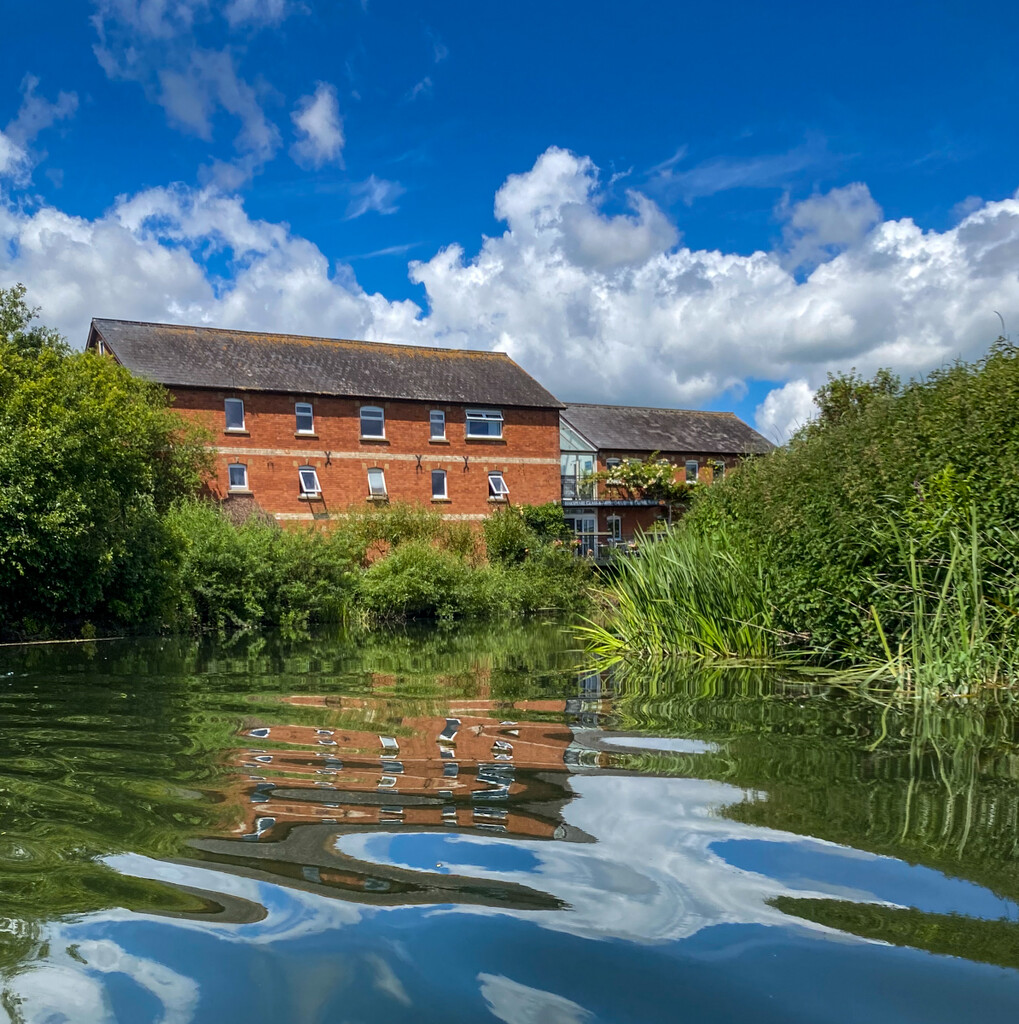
[1,624,1019,1022]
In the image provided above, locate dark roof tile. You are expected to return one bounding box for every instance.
[89,319,563,409]
[561,402,774,455]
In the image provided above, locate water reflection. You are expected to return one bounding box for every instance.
[1,627,1019,1021]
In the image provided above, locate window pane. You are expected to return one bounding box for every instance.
[431,469,446,498]
[686,461,699,482]
[228,464,247,489]
[361,407,385,437]
[225,398,244,430]
[430,410,445,438]
[367,468,387,495]
[488,472,508,497]
[466,408,503,438]
[299,467,320,493]
[296,403,314,433]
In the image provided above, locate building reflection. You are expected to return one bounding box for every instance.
[183,674,618,911]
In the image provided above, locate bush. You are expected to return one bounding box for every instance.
[483,507,536,565]
[165,500,361,635]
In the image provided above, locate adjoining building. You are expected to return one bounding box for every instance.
[559,402,774,555]
[85,319,564,524]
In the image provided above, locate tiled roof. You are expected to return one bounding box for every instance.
[88,319,563,409]
[560,402,774,455]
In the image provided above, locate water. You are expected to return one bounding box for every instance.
[2,625,1019,1023]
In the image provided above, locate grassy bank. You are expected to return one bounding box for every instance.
[584,339,1019,695]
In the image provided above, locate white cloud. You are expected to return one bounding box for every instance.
[780,182,883,272]
[2,146,1019,434]
[346,174,405,219]
[290,82,344,169]
[91,0,286,183]
[755,379,816,442]
[0,74,78,183]
[224,0,296,27]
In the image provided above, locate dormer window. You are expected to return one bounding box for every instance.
[224,398,245,431]
[299,466,322,497]
[360,406,385,439]
[295,402,314,434]
[466,408,503,438]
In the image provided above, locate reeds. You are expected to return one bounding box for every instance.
[581,509,1019,698]
[578,526,779,661]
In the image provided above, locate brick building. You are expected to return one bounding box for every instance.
[85,319,563,524]
[559,402,773,554]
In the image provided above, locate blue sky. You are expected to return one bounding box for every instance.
[3,0,1019,437]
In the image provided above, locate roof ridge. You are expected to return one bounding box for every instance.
[90,318,511,360]
[562,401,737,418]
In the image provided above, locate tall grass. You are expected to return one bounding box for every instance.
[865,509,1019,696]
[582,508,1019,697]
[579,526,779,660]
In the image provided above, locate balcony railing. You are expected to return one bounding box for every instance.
[561,475,596,501]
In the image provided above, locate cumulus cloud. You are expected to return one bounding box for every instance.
[780,182,883,272]
[3,146,1019,445]
[755,379,816,442]
[345,174,405,219]
[290,82,344,168]
[0,74,78,182]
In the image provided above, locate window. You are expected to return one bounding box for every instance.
[367,467,387,497]
[465,408,503,438]
[224,398,245,431]
[710,459,725,481]
[228,463,248,491]
[295,402,314,434]
[607,516,622,543]
[606,458,622,470]
[430,409,446,440]
[360,406,385,438]
[488,471,509,499]
[685,460,699,482]
[431,469,447,499]
[299,466,322,496]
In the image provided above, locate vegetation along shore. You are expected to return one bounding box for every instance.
[584,337,1019,697]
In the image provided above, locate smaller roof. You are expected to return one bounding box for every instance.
[560,402,774,455]
[87,319,563,409]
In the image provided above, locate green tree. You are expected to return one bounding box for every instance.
[0,283,67,356]
[0,287,211,633]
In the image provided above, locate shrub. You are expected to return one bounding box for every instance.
[165,500,360,635]
[483,507,536,565]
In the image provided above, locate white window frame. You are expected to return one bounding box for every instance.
[298,465,322,497]
[360,405,386,439]
[607,515,622,543]
[466,408,503,439]
[431,469,448,499]
[686,460,699,482]
[429,409,446,440]
[295,402,314,435]
[227,463,248,491]
[488,471,509,499]
[367,467,387,497]
[224,398,245,431]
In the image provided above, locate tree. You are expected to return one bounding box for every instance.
[810,367,901,430]
[0,283,67,356]
[0,286,211,633]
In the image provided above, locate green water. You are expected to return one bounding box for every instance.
[1,625,1019,1022]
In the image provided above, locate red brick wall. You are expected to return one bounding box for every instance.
[169,387,561,522]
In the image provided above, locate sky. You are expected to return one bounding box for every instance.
[3,1,1019,440]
